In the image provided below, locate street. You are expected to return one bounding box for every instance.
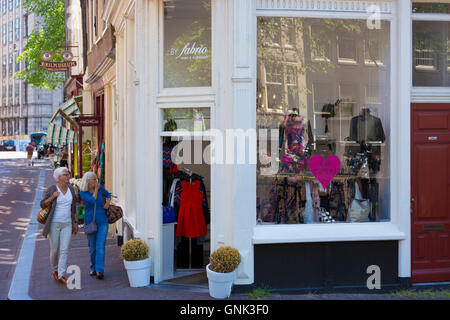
[0,152,42,299]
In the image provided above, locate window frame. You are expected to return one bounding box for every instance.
[158,0,215,97]
[254,2,403,244]
[412,12,450,90]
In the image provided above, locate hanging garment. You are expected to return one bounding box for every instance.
[304,182,314,224]
[163,143,179,173]
[176,180,207,238]
[349,114,386,143]
[279,115,308,174]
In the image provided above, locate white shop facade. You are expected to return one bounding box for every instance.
[107,0,450,291]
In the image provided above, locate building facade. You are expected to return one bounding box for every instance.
[101,0,450,291]
[0,0,63,140]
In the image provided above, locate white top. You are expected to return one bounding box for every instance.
[52,185,73,223]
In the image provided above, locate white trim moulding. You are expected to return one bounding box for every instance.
[256,0,393,13]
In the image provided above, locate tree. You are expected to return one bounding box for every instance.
[15,0,66,90]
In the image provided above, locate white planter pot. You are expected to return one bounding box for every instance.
[206,264,236,299]
[123,257,151,287]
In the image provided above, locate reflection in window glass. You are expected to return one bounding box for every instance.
[412,2,450,13]
[163,0,211,88]
[413,21,450,87]
[163,108,211,132]
[257,18,391,225]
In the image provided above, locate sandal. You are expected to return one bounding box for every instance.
[90,271,97,276]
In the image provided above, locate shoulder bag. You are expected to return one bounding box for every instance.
[163,179,178,224]
[36,186,56,225]
[84,201,98,235]
[106,204,123,224]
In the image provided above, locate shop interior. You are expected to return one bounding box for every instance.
[161,123,211,285]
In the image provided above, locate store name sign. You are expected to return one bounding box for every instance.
[78,118,100,126]
[170,42,209,60]
[39,50,76,72]
[39,61,77,72]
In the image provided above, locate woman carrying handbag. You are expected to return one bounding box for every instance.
[40,167,79,285]
[79,172,111,280]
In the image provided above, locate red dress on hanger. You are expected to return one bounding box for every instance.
[176,180,207,238]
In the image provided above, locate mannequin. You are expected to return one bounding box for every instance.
[349,107,385,143]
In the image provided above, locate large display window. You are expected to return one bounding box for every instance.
[256,17,391,225]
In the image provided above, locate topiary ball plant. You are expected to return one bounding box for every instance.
[209,246,241,273]
[120,239,149,262]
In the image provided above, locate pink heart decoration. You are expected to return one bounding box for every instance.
[309,155,341,190]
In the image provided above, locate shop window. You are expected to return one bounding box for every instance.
[163,0,211,88]
[257,17,391,225]
[162,108,211,132]
[413,21,450,86]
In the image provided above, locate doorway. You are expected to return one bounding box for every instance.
[161,138,211,286]
[411,103,450,282]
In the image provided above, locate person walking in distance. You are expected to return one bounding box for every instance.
[60,147,69,168]
[79,172,111,279]
[40,167,79,285]
[26,143,34,166]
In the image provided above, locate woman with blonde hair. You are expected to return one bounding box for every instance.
[40,167,78,285]
[80,172,111,279]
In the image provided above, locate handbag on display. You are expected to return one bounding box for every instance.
[162,179,178,224]
[347,182,370,223]
[84,202,98,235]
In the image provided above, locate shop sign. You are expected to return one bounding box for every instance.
[164,0,211,88]
[77,117,100,126]
[39,50,77,72]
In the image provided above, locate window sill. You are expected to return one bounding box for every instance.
[253,222,406,244]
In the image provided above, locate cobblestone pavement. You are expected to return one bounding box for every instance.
[4,154,450,300]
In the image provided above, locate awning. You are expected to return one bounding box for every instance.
[47,123,77,145]
[46,96,82,145]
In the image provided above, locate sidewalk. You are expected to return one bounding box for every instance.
[11,164,450,300]
[27,168,219,300]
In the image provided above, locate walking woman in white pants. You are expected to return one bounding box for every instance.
[40,167,79,285]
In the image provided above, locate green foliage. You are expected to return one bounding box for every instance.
[120,239,149,262]
[15,0,66,90]
[209,246,241,273]
[248,287,273,300]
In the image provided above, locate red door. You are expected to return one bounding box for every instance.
[411,103,450,283]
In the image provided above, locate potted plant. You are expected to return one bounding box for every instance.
[206,246,241,299]
[120,238,151,287]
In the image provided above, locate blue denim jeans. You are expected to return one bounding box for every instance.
[87,222,108,274]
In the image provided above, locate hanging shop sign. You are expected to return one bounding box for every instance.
[77,116,101,127]
[39,50,77,72]
[163,0,211,88]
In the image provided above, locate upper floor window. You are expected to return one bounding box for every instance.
[15,0,19,7]
[2,55,6,76]
[413,2,450,13]
[8,0,12,11]
[2,24,6,45]
[2,0,6,14]
[15,18,19,39]
[413,21,450,87]
[8,21,13,42]
[163,0,212,88]
[24,14,28,38]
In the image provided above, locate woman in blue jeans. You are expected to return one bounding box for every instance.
[80,172,111,279]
